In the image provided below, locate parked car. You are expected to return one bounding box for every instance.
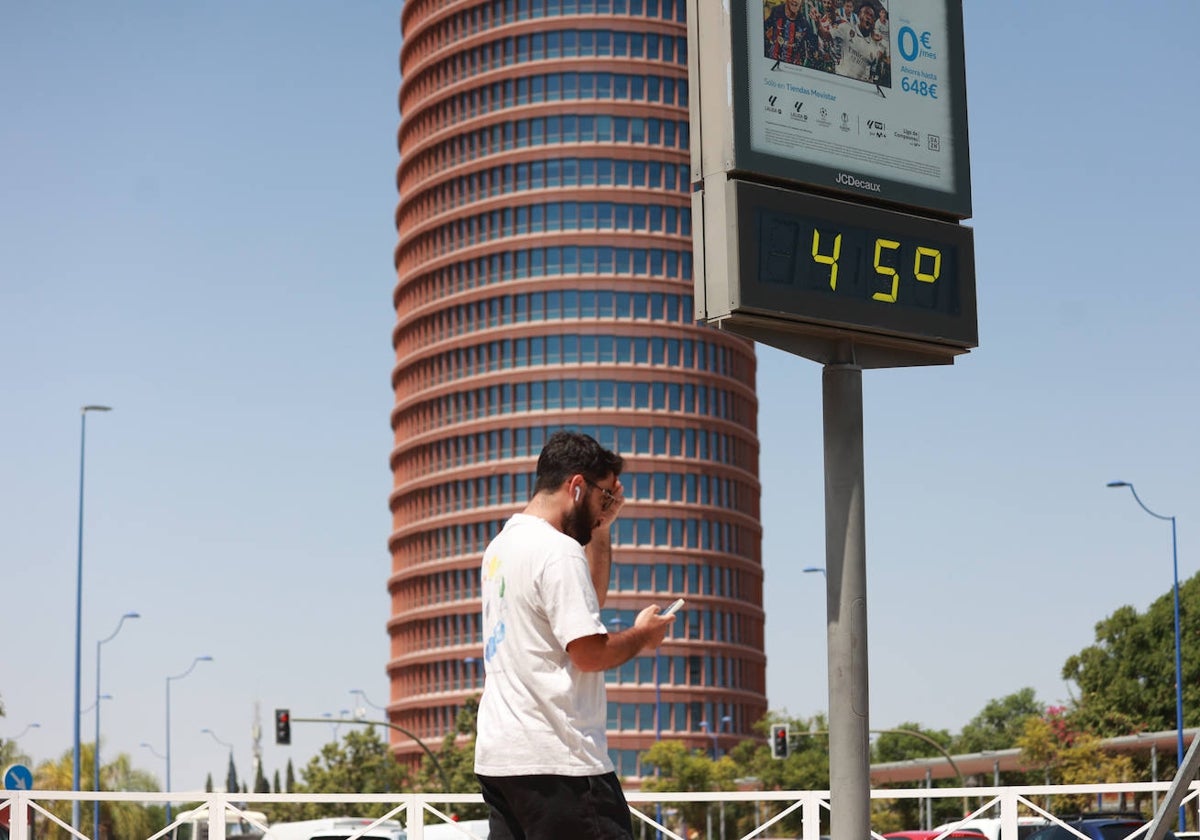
[932,817,1051,840]
[885,831,991,840]
[421,820,489,839]
[1024,815,1178,840]
[266,818,406,840]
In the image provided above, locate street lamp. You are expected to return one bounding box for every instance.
[201,728,232,752]
[462,658,480,692]
[9,722,40,741]
[802,566,826,577]
[140,742,167,787]
[322,710,353,739]
[699,716,732,760]
[95,611,139,837]
[202,728,235,793]
[349,688,387,720]
[1108,480,1184,831]
[140,742,166,759]
[165,655,212,823]
[81,695,113,716]
[73,403,111,832]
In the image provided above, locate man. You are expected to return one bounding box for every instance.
[828,0,886,82]
[764,0,811,69]
[808,0,843,71]
[475,430,676,840]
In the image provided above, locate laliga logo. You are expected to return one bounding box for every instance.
[898,26,937,61]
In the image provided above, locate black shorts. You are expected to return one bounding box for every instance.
[476,772,634,840]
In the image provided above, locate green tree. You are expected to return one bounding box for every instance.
[33,746,160,840]
[273,769,282,794]
[695,713,830,839]
[954,688,1044,753]
[286,758,296,793]
[254,762,269,794]
[270,727,409,822]
[225,754,239,794]
[871,723,956,830]
[1017,708,1139,814]
[411,696,486,819]
[873,723,952,764]
[1063,574,1200,739]
[640,741,739,837]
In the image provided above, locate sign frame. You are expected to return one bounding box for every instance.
[690,0,973,220]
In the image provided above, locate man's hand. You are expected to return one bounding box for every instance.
[631,602,675,653]
[593,477,625,532]
[567,602,676,672]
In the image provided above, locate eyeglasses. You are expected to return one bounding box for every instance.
[584,478,619,511]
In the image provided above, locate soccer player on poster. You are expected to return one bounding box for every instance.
[764,0,812,69]
[826,0,888,83]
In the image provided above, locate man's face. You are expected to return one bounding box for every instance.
[564,499,594,545]
[858,5,875,29]
[565,474,617,546]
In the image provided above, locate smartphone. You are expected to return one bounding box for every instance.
[662,598,685,617]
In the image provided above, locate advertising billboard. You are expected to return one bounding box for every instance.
[692,0,971,219]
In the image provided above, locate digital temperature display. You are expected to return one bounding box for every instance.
[728,181,977,349]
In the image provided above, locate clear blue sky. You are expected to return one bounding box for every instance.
[2,1,1197,793]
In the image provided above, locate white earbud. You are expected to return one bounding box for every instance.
[574,486,581,501]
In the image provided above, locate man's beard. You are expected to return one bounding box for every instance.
[564,503,594,546]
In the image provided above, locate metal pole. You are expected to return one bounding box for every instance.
[1147,733,1200,840]
[1108,481,1184,832]
[655,651,663,840]
[73,405,111,831]
[823,361,869,840]
[94,640,103,839]
[95,612,138,838]
[166,656,212,823]
[72,411,88,832]
[1170,515,1184,833]
[166,677,172,818]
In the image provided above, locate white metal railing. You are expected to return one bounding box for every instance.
[3,783,1200,840]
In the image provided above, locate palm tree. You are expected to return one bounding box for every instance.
[35,746,161,840]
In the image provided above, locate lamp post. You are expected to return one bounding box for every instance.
[462,657,480,693]
[73,404,111,832]
[322,710,353,739]
[699,716,732,760]
[349,688,387,720]
[201,728,232,752]
[9,722,40,742]
[699,720,716,759]
[95,611,139,837]
[82,695,112,716]
[201,729,234,793]
[1108,480,1184,831]
[165,656,212,823]
[140,742,167,786]
[350,688,387,711]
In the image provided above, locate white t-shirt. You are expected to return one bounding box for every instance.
[832,20,884,81]
[474,513,612,776]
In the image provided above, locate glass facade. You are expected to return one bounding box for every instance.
[390,0,766,778]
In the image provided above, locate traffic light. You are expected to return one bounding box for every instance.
[275,709,291,745]
[770,723,789,759]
